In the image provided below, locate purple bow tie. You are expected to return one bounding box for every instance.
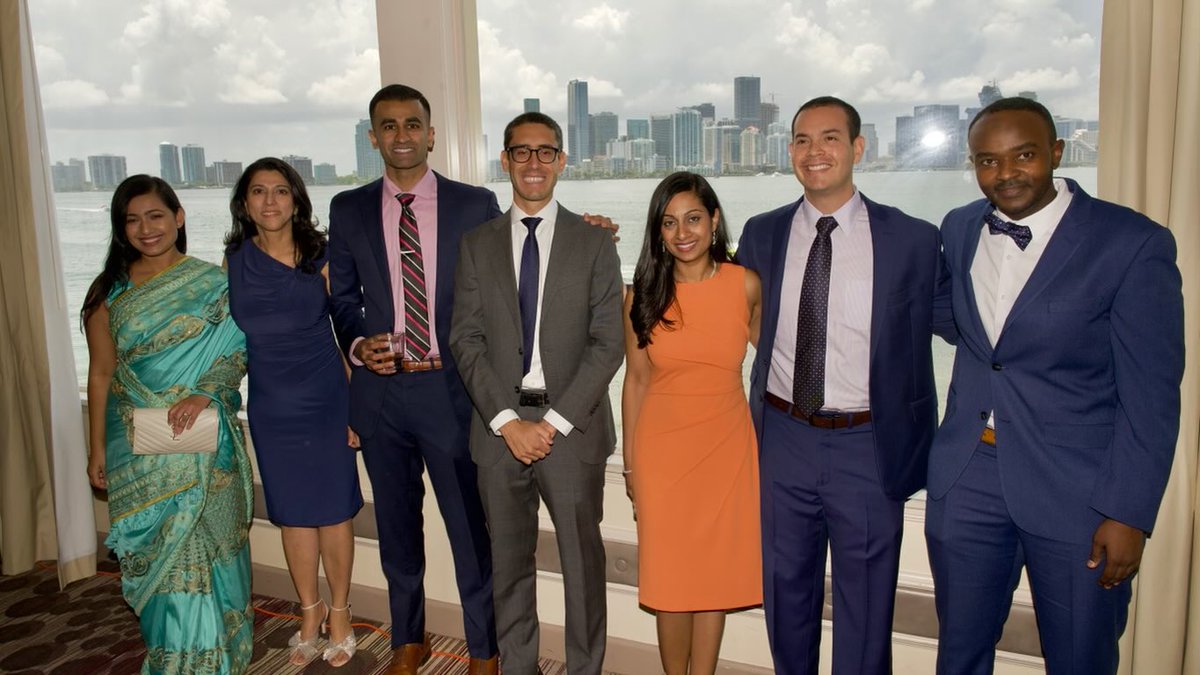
[984,212,1032,251]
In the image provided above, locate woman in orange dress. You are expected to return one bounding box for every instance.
[622,171,763,675]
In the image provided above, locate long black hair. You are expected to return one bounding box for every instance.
[80,175,186,328]
[224,157,325,274]
[630,171,731,348]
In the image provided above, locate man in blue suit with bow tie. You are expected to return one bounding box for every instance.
[737,96,954,675]
[926,97,1184,674]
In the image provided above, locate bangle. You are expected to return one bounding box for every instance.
[621,468,633,475]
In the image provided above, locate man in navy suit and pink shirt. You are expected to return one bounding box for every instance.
[737,96,954,675]
[926,97,1184,674]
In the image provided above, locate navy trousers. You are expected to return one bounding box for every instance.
[760,405,904,675]
[359,368,498,657]
[925,441,1131,674]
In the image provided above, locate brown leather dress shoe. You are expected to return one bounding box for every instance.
[467,655,499,675]
[387,634,431,675]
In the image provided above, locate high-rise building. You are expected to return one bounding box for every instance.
[860,123,879,164]
[1017,90,1038,101]
[181,144,206,185]
[760,101,780,131]
[896,105,961,169]
[733,76,762,131]
[740,126,762,168]
[314,163,337,185]
[51,159,86,192]
[673,108,702,167]
[710,120,741,173]
[978,82,1003,107]
[895,115,916,167]
[209,160,243,187]
[765,126,790,170]
[591,112,619,158]
[88,154,127,190]
[523,98,540,113]
[688,102,715,122]
[627,118,650,140]
[649,114,674,167]
[282,155,315,183]
[567,80,590,165]
[158,142,181,185]
[355,118,383,181]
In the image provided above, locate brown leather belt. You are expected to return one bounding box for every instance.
[981,427,996,446]
[399,357,442,373]
[764,392,872,429]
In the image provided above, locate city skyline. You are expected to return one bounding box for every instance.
[31,0,1102,178]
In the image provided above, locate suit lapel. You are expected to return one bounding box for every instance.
[997,185,1089,343]
[959,202,994,351]
[488,210,523,337]
[864,196,894,364]
[542,205,577,306]
[763,200,800,348]
[361,180,394,319]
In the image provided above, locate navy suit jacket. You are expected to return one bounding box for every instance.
[928,179,1183,541]
[328,172,501,439]
[738,193,954,500]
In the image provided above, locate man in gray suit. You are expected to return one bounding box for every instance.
[450,112,625,675]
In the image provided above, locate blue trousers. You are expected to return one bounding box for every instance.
[925,441,1131,674]
[761,405,904,675]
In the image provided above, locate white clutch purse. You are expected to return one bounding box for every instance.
[132,407,219,455]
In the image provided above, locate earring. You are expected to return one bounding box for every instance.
[711,231,717,247]
[661,240,666,253]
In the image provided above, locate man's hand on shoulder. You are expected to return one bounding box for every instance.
[1087,518,1147,589]
[582,212,620,242]
[354,333,397,375]
[499,419,554,465]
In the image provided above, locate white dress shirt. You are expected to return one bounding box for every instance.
[487,201,574,436]
[971,177,1074,426]
[768,191,874,411]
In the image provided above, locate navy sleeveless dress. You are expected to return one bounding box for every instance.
[227,242,363,526]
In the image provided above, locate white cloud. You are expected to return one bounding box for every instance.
[1001,67,1081,93]
[214,36,288,104]
[478,20,561,111]
[308,49,381,107]
[936,75,984,100]
[33,43,67,81]
[41,79,110,108]
[577,77,624,99]
[910,0,936,10]
[1052,33,1095,50]
[572,3,630,33]
[860,70,928,103]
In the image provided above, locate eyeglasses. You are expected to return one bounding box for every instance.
[506,145,561,164]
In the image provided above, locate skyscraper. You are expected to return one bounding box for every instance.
[688,102,715,122]
[158,142,181,185]
[282,155,315,184]
[567,80,590,165]
[181,144,206,185]
[314,163,337,185]
[740,126,762,168]
[627,118,650,140]
[51,160,86,192]
[734,76,762,131]
[210,160,243,187]
[760,101,780,131]
[523,98,540,113]
[978,82,1003,107]
[590,112,619,158]
[88,154,127,190]
[860,123,879,164]
[672,108,702,167]
[649,114,674,167]
[355,119,383,181]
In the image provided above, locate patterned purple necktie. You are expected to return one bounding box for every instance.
[518,217,542,375]
[985,212,1033,250]
[793,215,838,417]
[397,193,431,359]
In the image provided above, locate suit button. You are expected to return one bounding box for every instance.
[992,363,1003,371]
[517,347,524,355]
[980,411,988,420]
[514,386,520,393]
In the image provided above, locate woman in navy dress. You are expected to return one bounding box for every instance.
[225,157,363,668]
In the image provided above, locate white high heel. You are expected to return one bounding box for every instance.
[287,599,327,666]
[322,603,358,668]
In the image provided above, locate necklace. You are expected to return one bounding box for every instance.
[675,259,717,283]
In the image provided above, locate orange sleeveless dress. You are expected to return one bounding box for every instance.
[632,263,762,611]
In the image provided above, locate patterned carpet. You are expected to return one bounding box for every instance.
[0,561,571,674]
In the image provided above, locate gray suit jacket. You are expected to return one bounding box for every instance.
[450,205,625,466]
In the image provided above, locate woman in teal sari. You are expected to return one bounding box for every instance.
[84,175,253,674]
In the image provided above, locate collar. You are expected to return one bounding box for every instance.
[800,189,864,232]
[993,177,1073,235]
[383,167,436,201]
[511,200,559,229]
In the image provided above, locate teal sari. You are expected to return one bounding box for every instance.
[104,256,252,674]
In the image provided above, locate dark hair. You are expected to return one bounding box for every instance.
[968,96,1058,145]
[791,95,862,140]
[503,112,564,150]
[369,84,432,124]
[80,175,186,328]
[631,172,732,348]
[224,158,325,274]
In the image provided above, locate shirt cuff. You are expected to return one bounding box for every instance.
[543,408,574,437]
[348,337,366,366]
[489,409,519,435]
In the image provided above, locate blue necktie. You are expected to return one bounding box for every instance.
[985,212,1033,250]
[793,216,838,417]
[518,217,542,375]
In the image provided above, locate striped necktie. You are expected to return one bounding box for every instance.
[397,193,431,359]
